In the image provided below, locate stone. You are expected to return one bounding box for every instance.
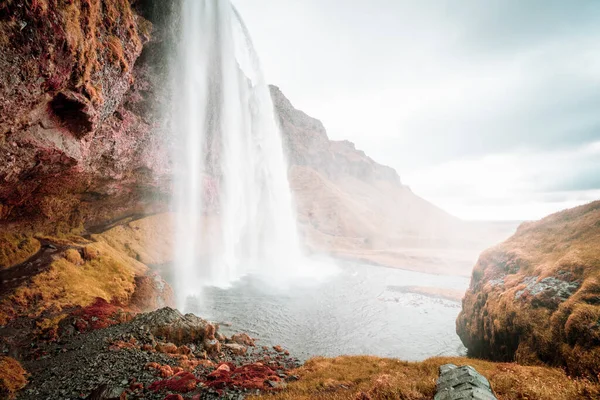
[131,308,210,345]
[231,333,255,347]
[223,343,247,356]
[203,338,221,355]
[216,363,231,373]
[434,364,497,400]
[155,342,178,354]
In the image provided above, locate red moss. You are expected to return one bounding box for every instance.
[72,297,132,331]
[204,362,284,391]
[149,372,199,393]
[163,395,183,400]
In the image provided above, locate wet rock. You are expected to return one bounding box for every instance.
[231,333,255,347]
[273,345,284,353]
[434,364,497,400]
[223,343,247,356]
[203,338,221,356]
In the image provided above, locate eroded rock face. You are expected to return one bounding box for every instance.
[270,85,400,184]
[0,0,171,234]
[456,201,600,379]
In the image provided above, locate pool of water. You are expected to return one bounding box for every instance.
[186,261,469,360]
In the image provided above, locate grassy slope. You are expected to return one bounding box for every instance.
[457,201,600,378]
[254,356,599,400]
[0,234,40,270]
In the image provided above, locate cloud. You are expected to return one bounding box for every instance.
[233,0,600,219]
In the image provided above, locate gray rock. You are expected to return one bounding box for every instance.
[434,364,497,400]
[514,276,579,303]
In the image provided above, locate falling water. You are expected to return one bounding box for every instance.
[172,0,311,309]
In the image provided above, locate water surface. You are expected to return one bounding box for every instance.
[187,261,468,360]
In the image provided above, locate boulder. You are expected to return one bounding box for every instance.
[223,343,247,356]
[231,333,255,347]
[434,364,497,400]
[131,307,212,345]
[457,201,600,379]
[203,338,221,355]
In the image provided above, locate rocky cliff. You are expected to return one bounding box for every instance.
[0,0,490,278]
[456,201,600,379]
[0,0,172,236]
[272,86,505,274]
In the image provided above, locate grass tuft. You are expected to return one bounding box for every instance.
[0,356,28,399]
[0,234,40,270]
[252,356,600,400]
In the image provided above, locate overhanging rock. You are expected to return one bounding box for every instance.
[434,364,498,400]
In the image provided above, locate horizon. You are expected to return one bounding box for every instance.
[233,0,600,221]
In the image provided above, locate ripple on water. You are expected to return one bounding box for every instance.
[187,261,468,360]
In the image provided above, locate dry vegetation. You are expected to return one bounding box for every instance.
[0,234,40,270]
[0,0,142,104]
[0,241,146,325]
[0,356,28,399]
[253,356,600,400]
[57,0,141,102]
[457,201,600,379]
[91,213,175,265]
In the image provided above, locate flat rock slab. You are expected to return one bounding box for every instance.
[434,364,498,400]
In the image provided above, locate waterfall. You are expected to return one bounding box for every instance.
[171,0,310,310]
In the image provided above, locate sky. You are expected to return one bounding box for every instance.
[233,0,600,221]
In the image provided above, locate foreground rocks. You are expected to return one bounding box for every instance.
[457,201,600,379]
[11,307,300,399]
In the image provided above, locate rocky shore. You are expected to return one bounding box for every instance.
[4,306,299,400]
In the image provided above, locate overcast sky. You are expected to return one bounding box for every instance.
[233,0,600,221]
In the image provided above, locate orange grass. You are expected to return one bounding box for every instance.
[253,356,600,400]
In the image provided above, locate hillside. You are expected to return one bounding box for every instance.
[272,86,514,275]
[457,200,600,379]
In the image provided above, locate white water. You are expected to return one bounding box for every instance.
[172,0,326,310]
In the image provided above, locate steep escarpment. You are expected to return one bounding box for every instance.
[272,86,507,274]
[0,0,171,236]
[457,201,600,379]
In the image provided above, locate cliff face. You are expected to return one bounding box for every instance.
[271,86,400,184]
[271,86,499,273]
[0,1,492,278]
[0,0,172,235]
[456,201,600,379]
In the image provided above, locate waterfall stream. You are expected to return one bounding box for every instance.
[171,0,326,310]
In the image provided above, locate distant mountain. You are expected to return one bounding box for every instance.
[271,86,512,275]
